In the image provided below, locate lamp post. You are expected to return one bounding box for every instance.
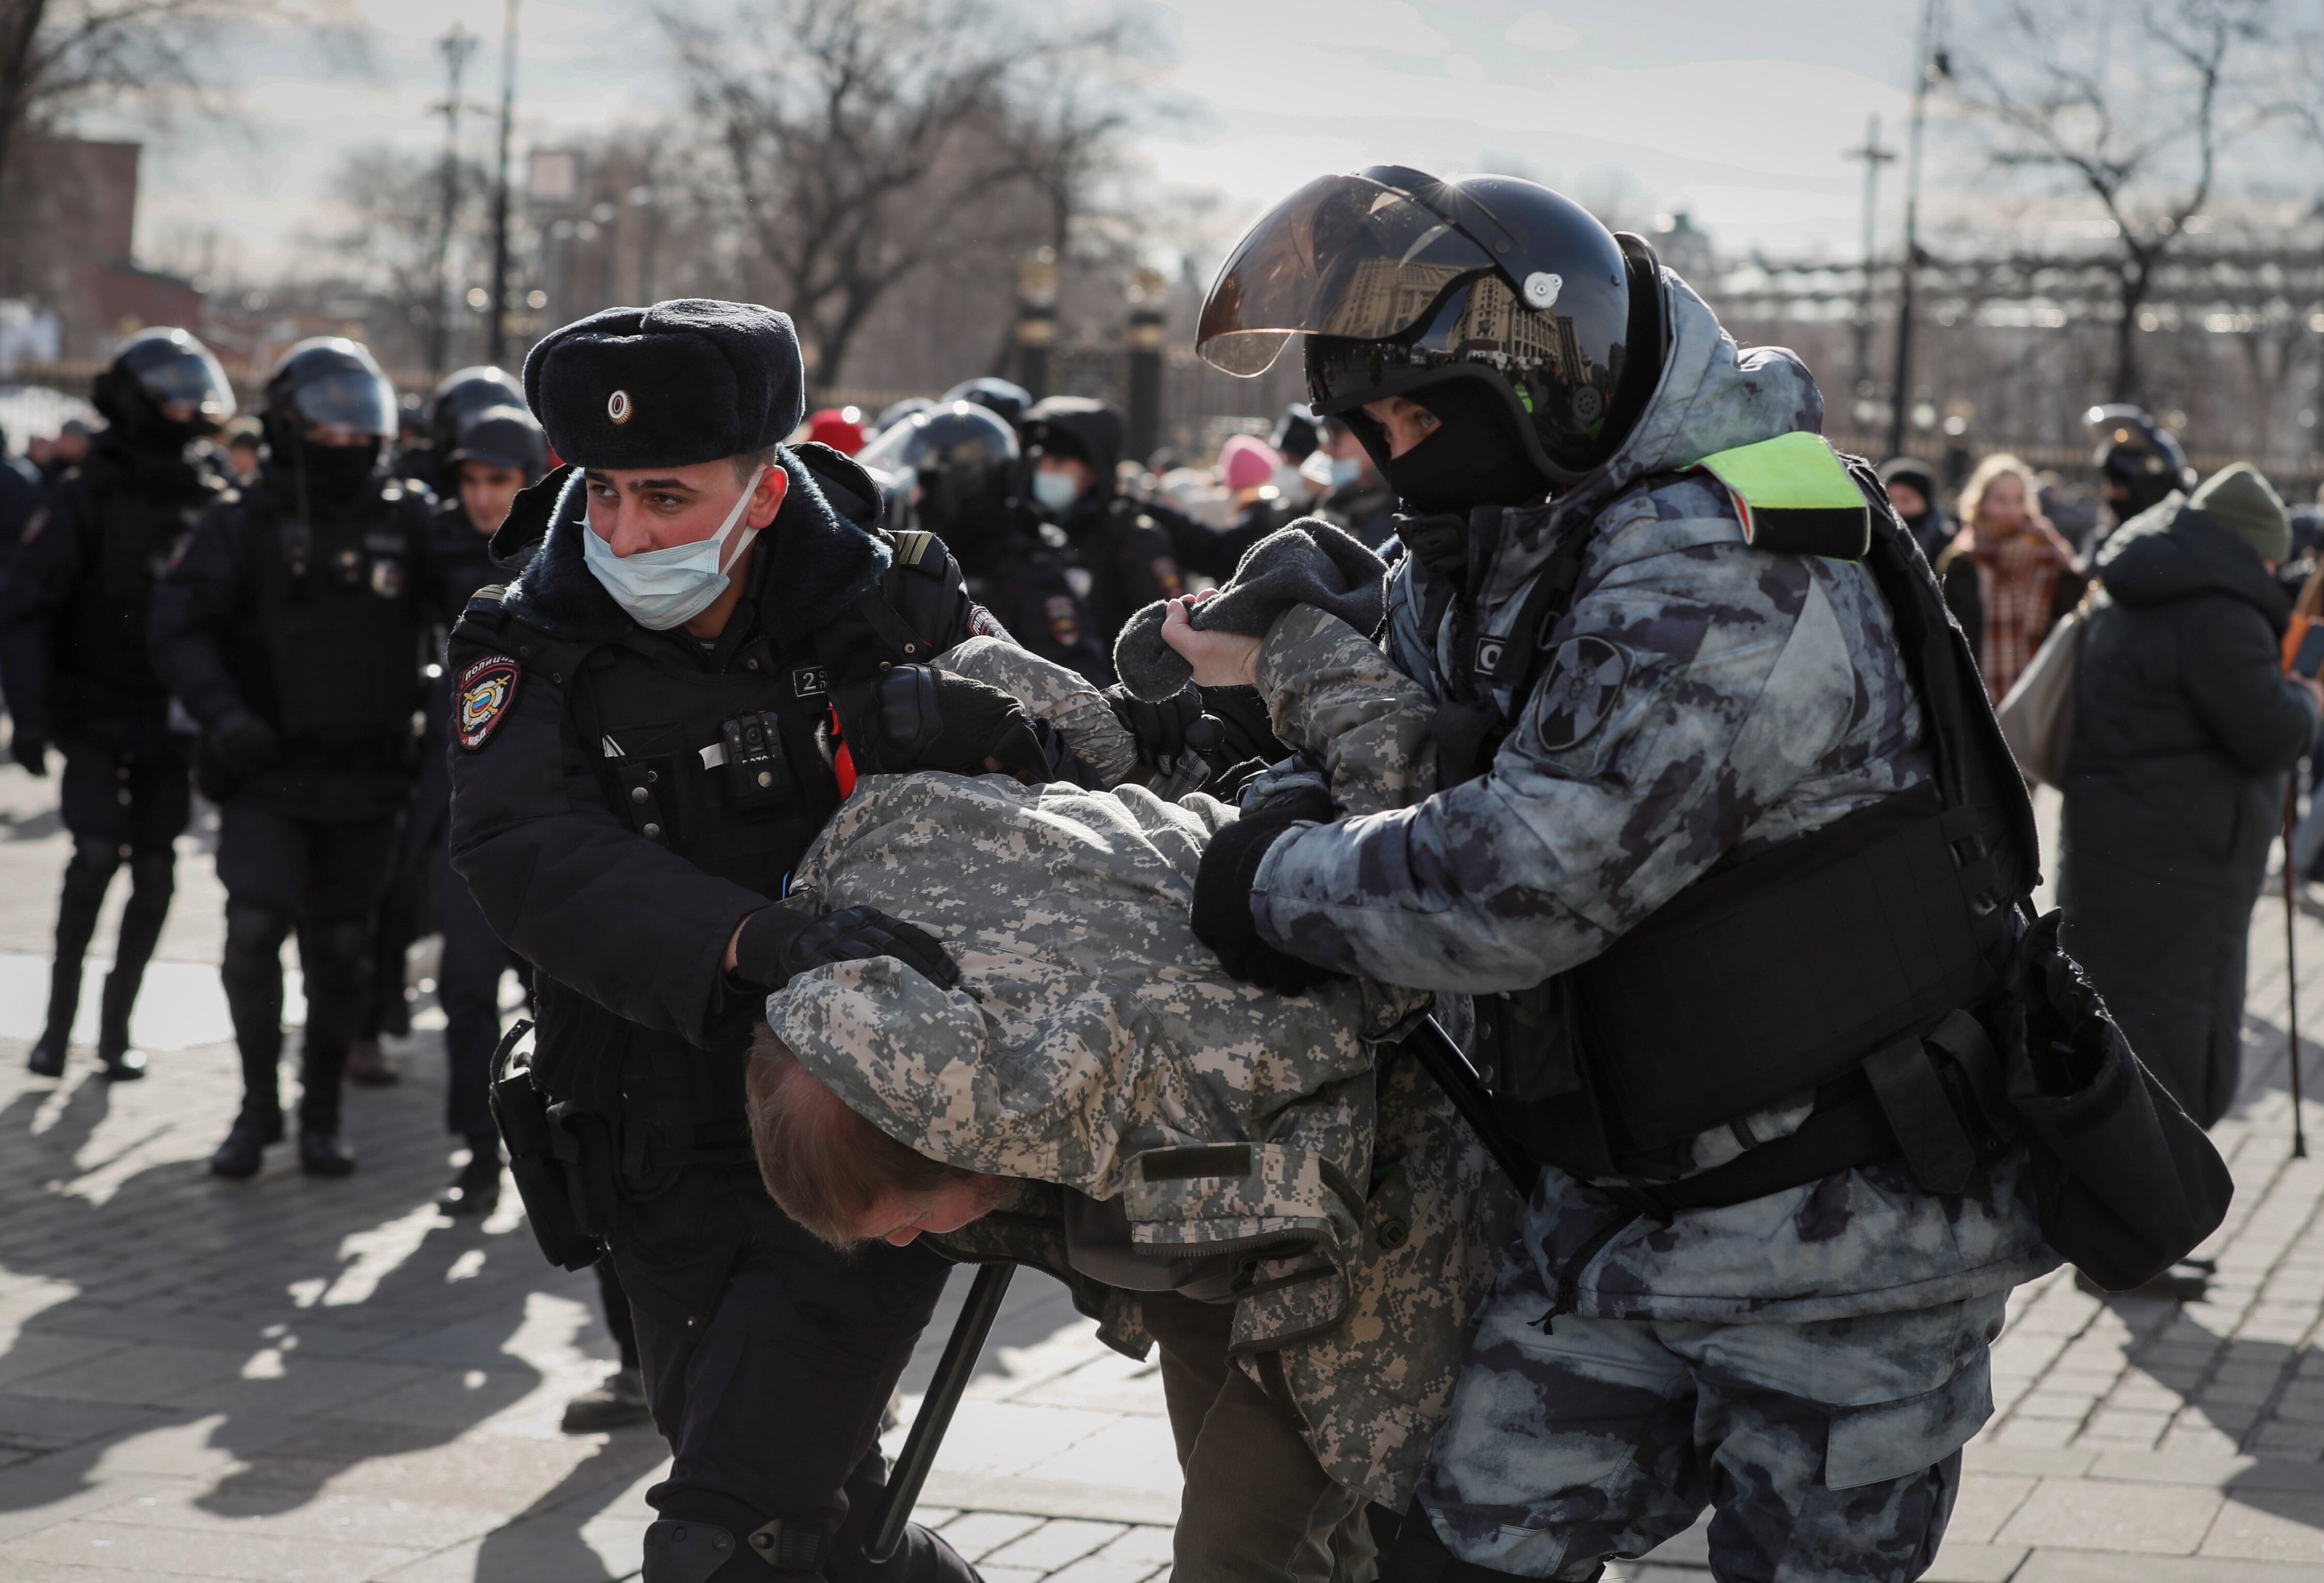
[483,0,521,367]
[1125,265,1166,468]
[1844,113,1895,409]
[1015,246,1059,401]
[1887,0,1949,461]
[429,22,478,377]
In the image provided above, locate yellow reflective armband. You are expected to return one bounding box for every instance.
[1692,431,1871,559]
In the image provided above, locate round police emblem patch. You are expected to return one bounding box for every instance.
[456,654,521,752]
[607,389,633,424]
[1531,634,1629,753]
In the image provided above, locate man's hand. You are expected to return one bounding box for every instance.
[837,666,1048,783]
[1190,785,1340,994]
[730,905,960,992]
[1159,593,1262,689]
[1104,682,1201,772]
[207,714,282,782]
[9,727,48,777]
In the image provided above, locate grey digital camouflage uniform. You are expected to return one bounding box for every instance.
[766,618,1517,1510]
[1238,271,2053,1575]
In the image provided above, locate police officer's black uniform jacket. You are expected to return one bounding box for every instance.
[148,460,444,817]
[0,434,223,761]
[445,445,991,1199]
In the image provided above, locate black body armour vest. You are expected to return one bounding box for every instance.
[1455,456,2039,1203]
[248,483,430,756]
[59,448,218,723]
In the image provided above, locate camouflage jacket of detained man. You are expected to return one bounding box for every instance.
[766,624,1520,1510]
[1251,268,2055,1324]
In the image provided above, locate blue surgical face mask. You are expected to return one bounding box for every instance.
[1030,467,1082,515]
[583,467,764,630]
[1329,455,1363,488]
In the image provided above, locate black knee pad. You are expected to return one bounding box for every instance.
[223,903,292,978]
[830,1522,975,1583]
[643,1515,833,1583]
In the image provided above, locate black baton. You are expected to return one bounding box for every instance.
[1409,1014,1538,1190]
[865,1262,1015,1562]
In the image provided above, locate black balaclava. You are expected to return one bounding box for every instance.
[295,438,383,509]
[1379,378,1552,516]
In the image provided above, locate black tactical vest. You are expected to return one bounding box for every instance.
[59,447,218,721]
[247,482,430,753]
[1457,454,2040,1199]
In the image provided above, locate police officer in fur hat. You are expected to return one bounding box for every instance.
[444,299,1066,1583]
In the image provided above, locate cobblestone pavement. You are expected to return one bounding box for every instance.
[4,764,2324,1580]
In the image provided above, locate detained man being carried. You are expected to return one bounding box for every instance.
[747,527,1520,1583]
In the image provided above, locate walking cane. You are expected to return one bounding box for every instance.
[864,1262,1015,1563]
[2286,778,2309,1159]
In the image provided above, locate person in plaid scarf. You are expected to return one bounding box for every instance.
[1937,453,2087,702]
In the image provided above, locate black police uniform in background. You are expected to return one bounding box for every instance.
[859,400,1110,684]
[1019,396,1189,650]
[448,300,1021,1583]
[149,337,446,1180]
[0,329,234,1079]
[398,364,528,498]
[425,401,545,1213]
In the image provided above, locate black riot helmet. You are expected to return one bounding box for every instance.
[429,365,527,461]
[1198,166,1663,490]
[857,401,1019,539]
[91,327,235,450]
[448,403,548,482]
[940,376,1033,431]
[2087,404,2194,518]
[261,338,397,504]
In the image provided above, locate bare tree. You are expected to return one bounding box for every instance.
[1949,0,2272,402]
[661,0,1143,395]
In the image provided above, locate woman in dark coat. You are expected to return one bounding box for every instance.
[2061,464,2322,1126]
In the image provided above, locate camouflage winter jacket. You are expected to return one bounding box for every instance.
[767,617,1518,1508]
[1250,271,2056,1324]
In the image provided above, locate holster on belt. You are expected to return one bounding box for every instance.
[488,1019,611,1271]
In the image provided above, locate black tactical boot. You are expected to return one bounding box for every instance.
[211,1106,285,1179]
[26,1032,67,1079]
[298,1130,357,1178]
[97,850,174,1083]
[95,971,148,1081]
[437,1135,503,1215]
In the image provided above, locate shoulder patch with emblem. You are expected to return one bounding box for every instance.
[1043,594,1084,649]
[456,654,521,751]
[1531,635,1629,753]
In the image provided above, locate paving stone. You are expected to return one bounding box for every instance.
[1923,1542,2031,1582]
[1993,1477,2224,1554]
[1943,1473,2037,1544]
[937,1510,1045,1560]
[2202,1492,2324,1563]
[0,1516,426,1580]
[982,1517,1126,1571]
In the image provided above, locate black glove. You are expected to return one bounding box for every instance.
[207,714,283,783]
[733,904,961,992]
[1195,685,1291,767]
[1104,683,1202,773]
[1190,785,1340,994]
[9,726,48,776]
[836,666,1048,782]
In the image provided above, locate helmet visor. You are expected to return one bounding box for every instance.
[1197,173,1496,376]
[136,345,236,429]
[290,368,398,438]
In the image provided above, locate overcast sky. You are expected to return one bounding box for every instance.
[125,0,1928,284]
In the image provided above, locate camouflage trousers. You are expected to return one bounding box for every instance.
[1410,1261,2007,1582]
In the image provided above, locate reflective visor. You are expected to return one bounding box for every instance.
[136,346,235,425]
[290,368,398,438]
[1197,173,1496,376]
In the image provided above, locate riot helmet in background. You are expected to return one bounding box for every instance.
[941,376,1033,431]
[429,365,528,463]
[1197,166,1666,495]
[91,328,235,451]
[2088,405,2194,521]
[261,337,398,505]
[857,401,1020,549]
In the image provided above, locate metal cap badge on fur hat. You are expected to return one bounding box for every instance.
[523,298,806,469]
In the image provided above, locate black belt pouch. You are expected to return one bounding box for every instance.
[488,1019,607,1271]
[2000,912,2234,1290]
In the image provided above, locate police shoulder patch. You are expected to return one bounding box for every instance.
[1531,634,1630,753]
[457,654,521,752]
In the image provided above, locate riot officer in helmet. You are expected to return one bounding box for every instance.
[0,328,233,1080]
[1176,166,2053,1579]
[938,374,1031,431]
[858,400,1108,683]
[2090,403,2195,534]
[150,337,449,1180]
